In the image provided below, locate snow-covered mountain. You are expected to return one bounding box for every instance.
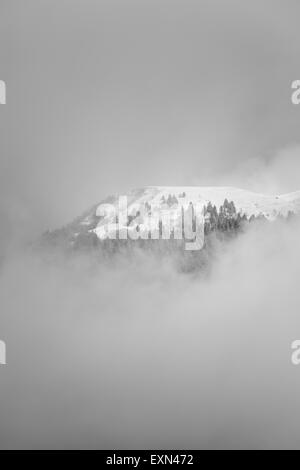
[43,186,300,251]
[86,186,300,219]
[84,185,300,226]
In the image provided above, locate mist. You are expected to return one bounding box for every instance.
[0,215,299,450]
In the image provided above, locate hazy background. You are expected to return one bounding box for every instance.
[1,0,300,243]
[1,0,300,449]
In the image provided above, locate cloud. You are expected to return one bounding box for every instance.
[0,216,300,449]
[211,144,300,195]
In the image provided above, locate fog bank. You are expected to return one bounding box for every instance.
[0,218,299,449]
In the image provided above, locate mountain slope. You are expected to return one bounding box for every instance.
[42,186,300,252]
[93,185,300,220]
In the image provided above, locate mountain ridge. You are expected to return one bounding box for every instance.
[41,186,300,253]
